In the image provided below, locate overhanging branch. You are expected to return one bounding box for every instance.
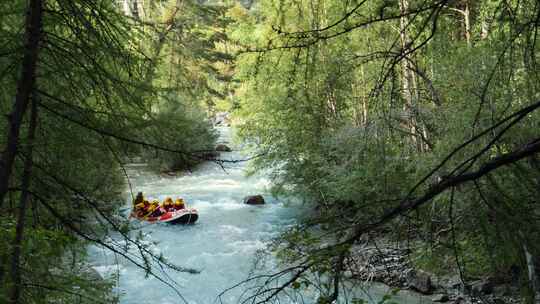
[347,136,540,244]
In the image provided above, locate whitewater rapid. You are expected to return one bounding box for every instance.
[88,127,296,303]
[88,127,431,304]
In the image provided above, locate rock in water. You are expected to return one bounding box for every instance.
[471,279,493,295]
[243,195,265,205]
[406,269,433,294]
[216,144,232,152]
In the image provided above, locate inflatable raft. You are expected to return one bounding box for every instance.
[131,208,199,224]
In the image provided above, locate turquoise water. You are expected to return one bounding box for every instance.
[88,127,298,303]
[88,127,431,304]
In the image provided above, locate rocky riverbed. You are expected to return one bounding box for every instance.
[345,242,524,304]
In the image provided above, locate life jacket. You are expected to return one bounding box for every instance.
[136,201,151,217]
[135,199,148,210]
[147,200,162,217]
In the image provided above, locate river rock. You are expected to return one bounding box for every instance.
[406,269,433,294]
[433,294,450,302]
[243,195,265,205]
[216,144,232,152]
[471,279,493,295]
[200,151,220,160]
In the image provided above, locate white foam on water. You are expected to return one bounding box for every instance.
[228,239,267,253]
[92,265,119,277]
[89,127,429,304]
[88,127,301,304]
[218,224,247,234]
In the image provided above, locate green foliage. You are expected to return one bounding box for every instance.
[141,99,218,171]
[230,0,540,301]
[0,219,117,303]
[0,0,225,302]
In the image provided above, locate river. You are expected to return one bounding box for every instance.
[88,127,431,304]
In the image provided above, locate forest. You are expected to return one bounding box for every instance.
[0,0,539,304]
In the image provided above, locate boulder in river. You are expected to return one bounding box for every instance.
[406,269,433,294]
[216,144,232,152]
[470,279,494,295]
[243,195,265,205]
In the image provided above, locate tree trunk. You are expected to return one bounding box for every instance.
[399,0,421,151]
[0,252,7,291]
[464,1,471,46]
[8,96,38,304]
[144,6,179,85]
[0,0,43,208]
[481,21,489,39]
[524,245,538,292]
[122,0,132,17]
[520,231,539,298]
[361,67,368,126]
[449,3,472,45]
[132,0,140,20]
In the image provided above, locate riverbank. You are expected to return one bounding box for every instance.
[91,125,525,304]
[346,240,524,304]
